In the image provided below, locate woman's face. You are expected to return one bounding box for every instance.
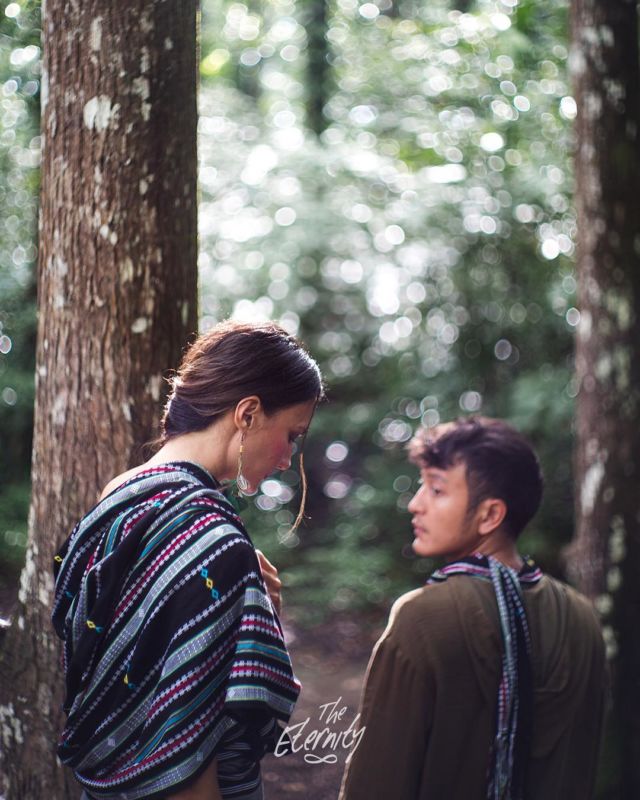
[240,399,316,492]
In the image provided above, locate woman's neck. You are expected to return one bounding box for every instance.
[146,424,236,484]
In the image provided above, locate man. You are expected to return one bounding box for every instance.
[340,417,606,800]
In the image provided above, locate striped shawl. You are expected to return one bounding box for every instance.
[52,461,300,799]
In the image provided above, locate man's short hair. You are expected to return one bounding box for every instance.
[409,416,544,538]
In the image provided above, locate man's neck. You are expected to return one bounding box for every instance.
[463,533,523,571]
[475,540,524,572]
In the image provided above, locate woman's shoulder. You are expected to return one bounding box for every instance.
[99,465,149,501]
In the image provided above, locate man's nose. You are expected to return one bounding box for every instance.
[408,485,425,514]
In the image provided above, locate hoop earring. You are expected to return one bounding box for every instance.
[236,430,251,494]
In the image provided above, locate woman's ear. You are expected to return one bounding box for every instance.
[477,498,507,536]
[233,396,262,431]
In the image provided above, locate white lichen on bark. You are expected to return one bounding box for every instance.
[148,374,162,401]
[41,67,49,109]
[581,458,605,517]
[140,46,150,74]
[121,257,134,282]
[83,95,118,131]
[577,308,592,340]
[38,571,54,606]
[90,17,102,52]
[51,392,66,429]
[17,541,38,605]
[0,704,24,748]
[121,401,132,422]
[132,78,151,122]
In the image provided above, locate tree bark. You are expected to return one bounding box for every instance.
[0,3,198,798]
[303,0,331,136]
[568,0,640,794]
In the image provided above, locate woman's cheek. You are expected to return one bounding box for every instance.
[272,441,290,467]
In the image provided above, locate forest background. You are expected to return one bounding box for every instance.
[0,0,630,796]
[0,0,579,619]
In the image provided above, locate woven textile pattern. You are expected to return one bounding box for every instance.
[52,462,300,799]
[428,554,542,800]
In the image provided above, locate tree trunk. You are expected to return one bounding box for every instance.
[568,0,640,794]
[303,0,331,135]
[0,3,198,798]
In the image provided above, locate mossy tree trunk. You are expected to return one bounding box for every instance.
[568,0,640,794]
[0,3,199,798]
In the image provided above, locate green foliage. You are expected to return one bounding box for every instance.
[1,0,579,615]
[198,0,577,611]
[0,0,40,576]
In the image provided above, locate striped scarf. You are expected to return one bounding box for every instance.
[52,461,300,799]
[428,554,542,800]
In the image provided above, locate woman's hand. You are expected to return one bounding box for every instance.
[256,549,282,615]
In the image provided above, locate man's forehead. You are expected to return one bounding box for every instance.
[421,461,467,482]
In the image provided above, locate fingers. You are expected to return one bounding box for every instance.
[255,549,283,615]
[256,549,275,575]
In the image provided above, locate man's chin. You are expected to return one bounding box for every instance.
[412,538,434,558]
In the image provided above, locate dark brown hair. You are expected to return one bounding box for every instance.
[409,416,543,538]
[159,320,324,526]
[162,320,323,440]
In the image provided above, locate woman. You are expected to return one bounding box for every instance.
[52,320,324,800]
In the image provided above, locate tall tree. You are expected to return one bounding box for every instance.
[568,0,640,793]
[303,0,331,135]
[0,3,199,798]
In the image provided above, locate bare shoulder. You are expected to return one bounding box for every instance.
[99,465,148,501]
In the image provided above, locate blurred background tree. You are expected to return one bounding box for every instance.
[0,1,199,796]
[568,0,640,795]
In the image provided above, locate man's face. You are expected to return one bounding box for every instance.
[407,461,481,561]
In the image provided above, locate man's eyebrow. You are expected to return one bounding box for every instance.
[424,469,448,482]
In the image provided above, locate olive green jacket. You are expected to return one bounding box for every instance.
[340,575,606,800]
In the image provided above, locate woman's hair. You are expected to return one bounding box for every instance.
[162,320,323,439]
[408,416,544,539]
[158,320,324,526]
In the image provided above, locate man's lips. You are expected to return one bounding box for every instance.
[412,523,427,535]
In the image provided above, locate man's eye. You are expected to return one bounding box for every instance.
[289,434,300,444]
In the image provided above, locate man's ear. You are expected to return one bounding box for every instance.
[477,498,507,535]
[233,396,262,431]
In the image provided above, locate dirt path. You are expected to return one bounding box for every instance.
[261,617,378,799]
[0,574,380,800]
